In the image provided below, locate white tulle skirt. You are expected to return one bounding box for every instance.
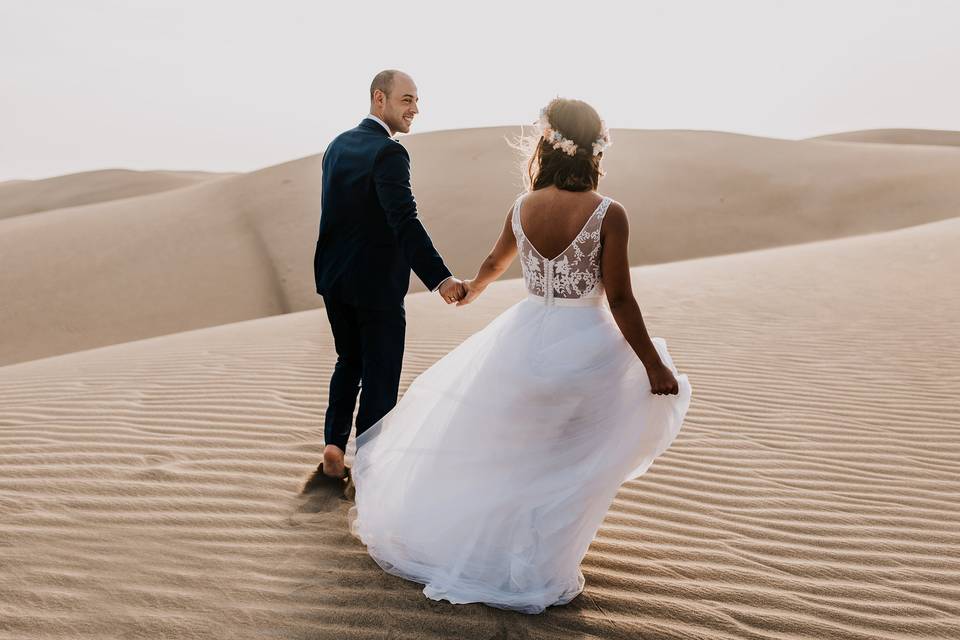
[346,294,692,614]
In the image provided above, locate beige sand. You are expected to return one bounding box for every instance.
[0,168,229,220]
[3,128,960,366]
[1,212,958,638]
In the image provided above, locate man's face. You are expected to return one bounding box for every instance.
[374,74,419,135]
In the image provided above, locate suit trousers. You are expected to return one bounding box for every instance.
[321,294,406,453]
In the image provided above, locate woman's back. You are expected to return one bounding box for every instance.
[513,187,612,303]
[517,187,607,260]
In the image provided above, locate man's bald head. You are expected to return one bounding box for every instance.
[368,70,419,135]
[370,69,401,100]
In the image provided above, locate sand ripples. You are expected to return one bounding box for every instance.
[1,219,959,638]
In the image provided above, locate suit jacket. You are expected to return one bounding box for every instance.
[313,118,452,309]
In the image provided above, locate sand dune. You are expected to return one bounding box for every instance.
[3,128,960,367]
[0,157,321,367]
[0,168,229,220]
[1,214,957,638]
[810,128,960,147]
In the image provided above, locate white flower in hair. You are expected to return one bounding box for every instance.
[592,121,612,156]
[536,107,577,156]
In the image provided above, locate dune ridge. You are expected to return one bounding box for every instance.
[0,168,230,220]
[2,216,958,639]
[3,128,960,366]
[810,128,960,147]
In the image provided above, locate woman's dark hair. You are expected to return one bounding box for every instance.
[516,98,606,192]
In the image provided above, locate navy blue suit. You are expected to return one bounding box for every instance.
[314,118,453,452]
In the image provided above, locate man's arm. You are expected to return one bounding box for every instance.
[372,143,453,292]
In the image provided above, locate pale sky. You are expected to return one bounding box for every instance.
[2,0,958,181]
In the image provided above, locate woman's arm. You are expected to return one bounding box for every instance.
[458,206,518,306]
[600,202,679,395]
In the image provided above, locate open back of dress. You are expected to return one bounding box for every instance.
[512,194,612,306]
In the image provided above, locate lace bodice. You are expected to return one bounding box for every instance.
[512,194,611,305]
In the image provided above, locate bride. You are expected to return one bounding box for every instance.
[346,97,692,614]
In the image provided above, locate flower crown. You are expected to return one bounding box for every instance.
[536,107,612,157]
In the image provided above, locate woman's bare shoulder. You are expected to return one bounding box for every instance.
[601,197,628,227]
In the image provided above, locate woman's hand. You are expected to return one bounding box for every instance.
[456,279,485,306]
[646,362,680,395]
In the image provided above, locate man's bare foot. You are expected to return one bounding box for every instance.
[322,444,347,478]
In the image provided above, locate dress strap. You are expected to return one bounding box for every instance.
[511,193,526,236]
[596,196,613,221]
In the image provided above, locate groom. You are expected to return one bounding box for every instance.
[313,69,465,481]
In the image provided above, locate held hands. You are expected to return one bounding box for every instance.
[647,362,680,395]
[438,277,467,304]
[456,279,483,307]
[437,277,485,306]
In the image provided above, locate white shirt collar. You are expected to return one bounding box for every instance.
[366,113,393,137]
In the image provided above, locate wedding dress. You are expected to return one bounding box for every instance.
[346,193,692,614]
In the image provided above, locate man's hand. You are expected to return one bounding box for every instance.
[456,279,484,307]
[438,277,466,304]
